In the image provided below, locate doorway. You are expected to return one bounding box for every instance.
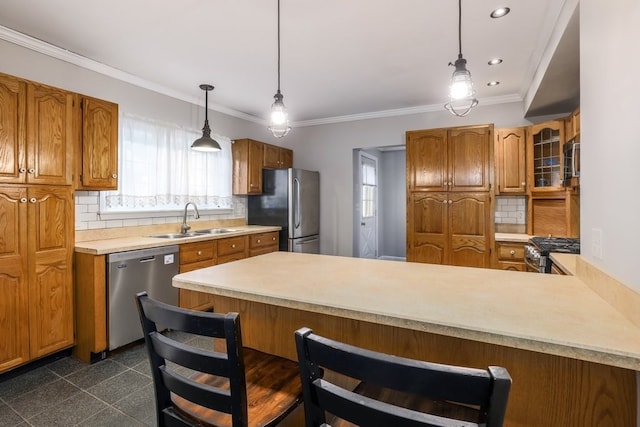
[358,152,378,258]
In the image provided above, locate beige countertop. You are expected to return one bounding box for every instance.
[173,252,640,371]
[74,225,281,255]
[550,253,578,275]
[494,232,531,243]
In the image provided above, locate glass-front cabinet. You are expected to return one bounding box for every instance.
[528,120,564,190]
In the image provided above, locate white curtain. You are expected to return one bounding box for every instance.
[102,114,232,211]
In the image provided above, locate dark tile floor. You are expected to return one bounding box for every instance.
[0,331,206,427]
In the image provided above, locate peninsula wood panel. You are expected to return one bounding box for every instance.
[73,252,107,363]
[210,295,636,427]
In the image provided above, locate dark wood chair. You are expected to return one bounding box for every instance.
[135,292,302,427]
[294,327,512,427]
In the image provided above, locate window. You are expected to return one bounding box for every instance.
[362,160,376,218]
[101,114,232,213]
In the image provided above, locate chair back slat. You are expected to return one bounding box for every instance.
[160,366,233,413]
[295,327,512,427]
[149,332,231,377]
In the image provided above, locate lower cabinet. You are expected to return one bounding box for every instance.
[249,231,279,257]
[178,240,217,311]
[0,186,74,373]
[494,241,526,271]
[217,236,248,264]
[407,192,493,268]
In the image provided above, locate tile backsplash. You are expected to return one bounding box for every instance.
[75,191,247,231]
[495,196,526,225]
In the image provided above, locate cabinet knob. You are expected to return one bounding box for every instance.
[20,197,27,203]
[197,250,202,256]
[510,250,516,256]
[257,239,261,243]
[448,200,452,204]
[112,173,118,179]
[272,237,276,241]
[231,244,236,248]
[19,167,26,173]
[521,182,526,186]
[29,197,37,203]
[28,168,35,174]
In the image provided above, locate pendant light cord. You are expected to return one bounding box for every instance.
[277,0,281,93]
[457,0,462,57]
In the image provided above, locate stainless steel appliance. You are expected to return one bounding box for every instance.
[248,168,320,253]
[524,237,580,273]
[107,245,179,350]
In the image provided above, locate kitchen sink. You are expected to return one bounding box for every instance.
[149,232,202,239]
[193,228,240,234]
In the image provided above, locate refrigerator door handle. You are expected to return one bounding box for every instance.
[294,177,301,229]
[296,237,319,245]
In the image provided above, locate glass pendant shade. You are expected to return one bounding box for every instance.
[444,56,478,117]
[268,91,291,138]
[191,84,221,152]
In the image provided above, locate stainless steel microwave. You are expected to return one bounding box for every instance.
[562,137,580,186]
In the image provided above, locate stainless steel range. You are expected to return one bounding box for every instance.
[524,237,580,273]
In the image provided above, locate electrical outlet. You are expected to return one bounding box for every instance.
[592,228,603,259]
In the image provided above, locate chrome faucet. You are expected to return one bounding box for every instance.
[181,202,200,234]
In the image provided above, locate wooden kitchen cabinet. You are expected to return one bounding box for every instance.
[76,95,119,190]
[249,231,279,257]
[217,235,248,264]
[494,241,526,271]
[495,127,527,194]
[0,185,74,373]
[528,191,580,237]
[527,120,565,191]
[179,241,217,311]
[407,192,492,268]
[232,138,264,195]
[406,125,492,193]
[263,143,293,169]
[0,73,74,186]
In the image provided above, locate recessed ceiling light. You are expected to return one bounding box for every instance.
[488,58,503,66]
[490,7,510,18]
[487,81,500,86]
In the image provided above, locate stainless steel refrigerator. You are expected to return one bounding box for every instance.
[248,168,320,253]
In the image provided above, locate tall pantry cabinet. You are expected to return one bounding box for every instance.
[0,72,76,372]
[406,125,494,268]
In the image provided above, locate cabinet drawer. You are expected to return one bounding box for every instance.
[180,241,216,264]
[218,236,247,257]
[250,232,279,250]
[496,242,525,261]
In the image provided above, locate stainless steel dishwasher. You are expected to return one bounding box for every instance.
[107,245,179,350]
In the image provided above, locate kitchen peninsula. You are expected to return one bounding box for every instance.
[173,252,638,426]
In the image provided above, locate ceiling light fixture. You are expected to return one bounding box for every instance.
[444,0,478,117]
[490,7,510,18]
[488,58,503,65]
[191,84,221,152]
[268,0,291,138]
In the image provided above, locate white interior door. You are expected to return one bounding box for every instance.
[359,153,378,258]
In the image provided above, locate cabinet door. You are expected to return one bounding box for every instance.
[0,75,27,184]
[406,129,447,191]
[407,192,448,264]
[528,120,564,191]
[79,96,119,190]
[279,148,293,168]
[449,193,492,268]
[26,84,74,185]
[263,143,280,168]
[232,139,263,194]
[28,187,74,358]
[448,126,492,192]
[496,128,526,194]
[0,187,29,372]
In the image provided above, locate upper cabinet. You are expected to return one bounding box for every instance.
[263,143,293,169]
[0,73,74,186]
[232,138,293,195]
[76,96,119,190]
[527,120,565,191]
[407,125,492,193]
[495,127,526,195]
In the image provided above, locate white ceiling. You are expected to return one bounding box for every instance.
[0,0,579,125]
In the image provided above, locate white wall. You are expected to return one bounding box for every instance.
[581,0,640,291]
[289,104,531,256]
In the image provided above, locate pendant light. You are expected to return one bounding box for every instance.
[268,0,291,138]
[191,84,221,152]
[444,0,478,117]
